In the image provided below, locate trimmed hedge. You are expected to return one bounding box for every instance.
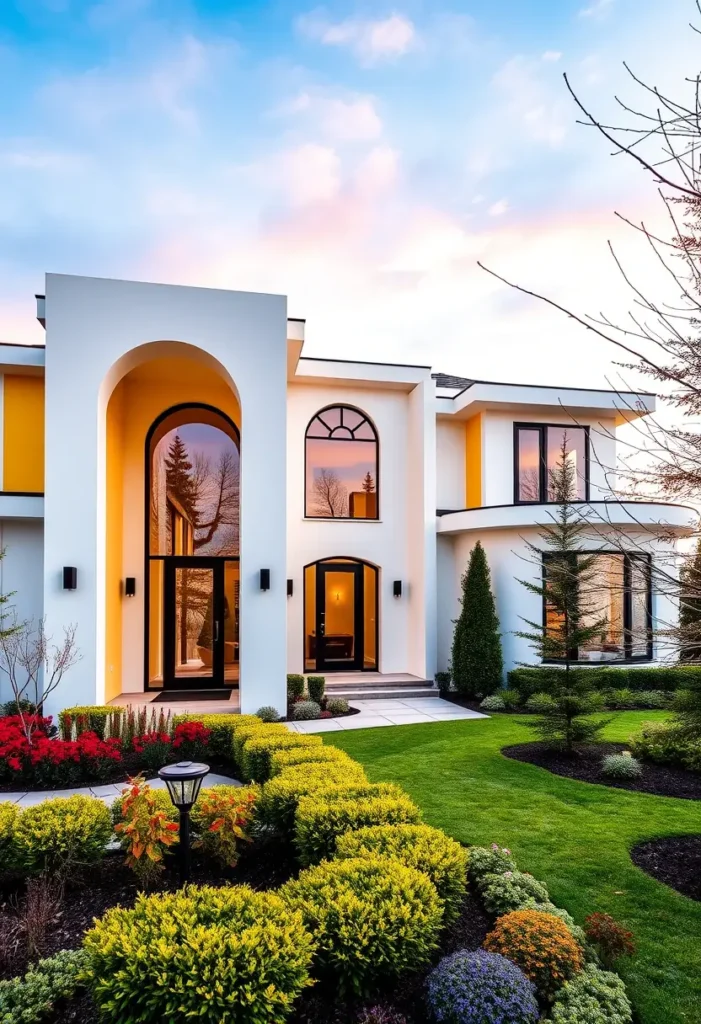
[58,705,124,739]
[232,723,290,772]
[295,786,421,866]
[14,795,112,876]
[173,713,261,761]
[260,762,369,834]
[240,732,323,783]
[281,855,442,998]
[0,949,88,1024]
[83,884,315,1024]
[507,665,699,696]
[269,745,360,776]
[0,800,19,875]
[335,823,468,925]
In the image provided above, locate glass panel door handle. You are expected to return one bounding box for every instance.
[214,620,220,642]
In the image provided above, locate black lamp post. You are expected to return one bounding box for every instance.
[158,760,210,885]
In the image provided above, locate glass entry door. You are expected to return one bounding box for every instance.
[316,562,364,671]
[163,558,226,689]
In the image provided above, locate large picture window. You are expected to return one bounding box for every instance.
[305,405,379,519]
[544,552,652,662]
[515,424,588,503]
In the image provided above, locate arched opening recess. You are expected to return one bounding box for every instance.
[303,557,378,672]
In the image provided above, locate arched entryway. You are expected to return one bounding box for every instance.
[146,404,240,692]
[303,557,378,672]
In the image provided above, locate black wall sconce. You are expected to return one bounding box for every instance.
[63,566,77,591]
[125,577,136,598]
[260,569,271,592]
[393,580,402,598]
[287,579,294,597]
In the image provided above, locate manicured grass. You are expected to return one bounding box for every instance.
[325,712,701,1024]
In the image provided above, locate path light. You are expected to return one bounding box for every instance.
[158,760,210,885]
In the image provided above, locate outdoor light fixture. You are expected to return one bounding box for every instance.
[393,580,402,598]
[260,569,271,591]
[287,578,293,597]
[125,577,136,598]
[158,760,210,885]
[63,567,77,591]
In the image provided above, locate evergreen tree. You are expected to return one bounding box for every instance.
[164,434,198,524]
[679,538,701,662]
[362,472,375,493]
[451,540,503,697]
[515,434,610,751]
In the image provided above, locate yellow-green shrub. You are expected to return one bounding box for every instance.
[83,884,315,1024]
[336,823,469,924]
[281,855,442,998]
[241,732,323,783]
[0,801,19,874]
[232,723,289,771]
[295,786,421,865]
[190,785,258,867]
[259,762,368,834]
[173,713,260,760]
[270,745,360,776]
[14,795,112,876]
[58,705,124,739]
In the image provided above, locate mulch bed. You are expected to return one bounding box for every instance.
[502,741,701,800]
[631,835,701,902]
[2,837,492,1024]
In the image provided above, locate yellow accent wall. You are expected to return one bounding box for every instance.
[3,376,45,493]
[104,354,241,699]
[465,414,482,509]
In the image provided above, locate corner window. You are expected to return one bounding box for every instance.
[544,552,652,662]
[515,424,588,503]
[305,405,379,519]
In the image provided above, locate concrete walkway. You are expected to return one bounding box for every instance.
[0,772,240,808]
[287,696,487,733]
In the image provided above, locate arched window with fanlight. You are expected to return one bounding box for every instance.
[305,405,379,519]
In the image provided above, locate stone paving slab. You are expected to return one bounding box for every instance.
[286,698,487,733]
[1,772,240,808]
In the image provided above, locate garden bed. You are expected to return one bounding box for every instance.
[630,835,701,902]
[501,742,701,800]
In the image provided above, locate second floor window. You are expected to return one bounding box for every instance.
[515,424,588,503]
[305,405,379,519]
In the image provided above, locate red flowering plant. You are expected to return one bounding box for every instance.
[131,732,173,772]
[0,714,122,788]
[172,720,211,761]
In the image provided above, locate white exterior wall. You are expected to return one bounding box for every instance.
[0,520,44,705]
[482,410,616,507]
[439,525,681,678]
[286,379,436,679]
[42,274,288,717]
[436,420,465,511]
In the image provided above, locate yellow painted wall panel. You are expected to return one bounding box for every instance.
[465,414,482,509]
[3,376,45,493]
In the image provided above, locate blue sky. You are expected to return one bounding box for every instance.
[0,0,696,387]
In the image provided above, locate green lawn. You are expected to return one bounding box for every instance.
[325,712,701,1024]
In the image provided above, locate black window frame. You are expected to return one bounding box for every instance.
[304,404,380,520]
[541,550,653,664]
[514,422,590,505]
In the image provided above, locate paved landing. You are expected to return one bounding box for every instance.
[286,697,488,733]
[0,772,240,808]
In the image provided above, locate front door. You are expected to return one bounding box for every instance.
[316,562,364,672]
[163,558,226,689]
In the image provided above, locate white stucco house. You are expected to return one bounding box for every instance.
[0,274,694,717]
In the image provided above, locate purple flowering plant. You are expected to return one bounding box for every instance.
[426,949,539,1024]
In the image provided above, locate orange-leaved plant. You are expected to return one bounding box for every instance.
[192,786,257,868]
[483,908,583,999]
[584,912,635,966]
[114,775,179,887]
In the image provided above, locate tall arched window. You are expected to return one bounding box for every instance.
[305,405,379,519]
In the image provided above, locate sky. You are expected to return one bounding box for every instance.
[0,0,698,389]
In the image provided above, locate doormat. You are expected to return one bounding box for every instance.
[152,690,233,703]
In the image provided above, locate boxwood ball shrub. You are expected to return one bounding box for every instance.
[600,752,643,780]
[0,949,88,1024]
[241,732,323,783]
[295,785,421,865]
[293,700,322,721]
[550,964,633,1024]
[83,884,315,1024]
[484,909,584,998]
[256,705,282,723]
[426,950,539,1024]
[326,697,350,715]
[476,870,550,916]
[281,855,442,998]
[336,823,468,925]
[307,675,325,704]
[14,795,112,877]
